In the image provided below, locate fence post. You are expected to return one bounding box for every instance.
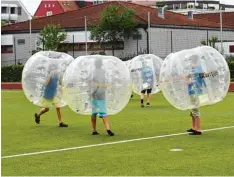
[137,31,139,55]
[206,30,209,46]
[14,37,17,65]
[43,36,45,51]
[170,30,173,53]
[73,34,75,58]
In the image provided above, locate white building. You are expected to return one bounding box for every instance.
[1,0,31,24]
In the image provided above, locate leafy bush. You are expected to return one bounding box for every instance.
[1,64,24,82]
[90,51,106,55]
[228,61,234,81]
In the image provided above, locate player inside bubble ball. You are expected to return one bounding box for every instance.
[90,58,114,136]
[34,64,68,127]
[186,55,206,135]
[140,60,154,108]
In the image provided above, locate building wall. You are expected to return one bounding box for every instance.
[1,27,234,66]
[34,1,64,18]
[149,27,234,58]
[1,33,40,65]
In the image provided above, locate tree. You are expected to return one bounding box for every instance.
[200,35,218,48]
[90,5,136,56]
[39,24,67,51]
[156,1,166,7]
[210,36,218,48]
[76,1,86,8]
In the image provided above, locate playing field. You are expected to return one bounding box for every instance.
[1,90,234,176]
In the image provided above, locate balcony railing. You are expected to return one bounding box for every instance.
[9,14,18,21]
[1,13,10,21]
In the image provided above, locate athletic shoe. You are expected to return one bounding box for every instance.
[141,104,144,108]
[59,122,68,127]
[186,128,195,133]
[107,130,115,136]
[92,131,99,135]
[146,103,151,107]
[189,130,202,135]
[34,113,40,124]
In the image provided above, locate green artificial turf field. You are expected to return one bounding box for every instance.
[1,90,234,176]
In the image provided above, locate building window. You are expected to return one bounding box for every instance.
[45,4,47,8]
[48,4,50,7]
[17,39,25,45]
[17,7,22,15]
[1,7,7,13]
[52,4,55,7]
[46,11,53,16]
[132,33,142,40]
[174,4,180,10]
[10,7,16,14]
[181,3,187,9]
[229,45,234,53]
[10,20,16,24]
[1,45,13,53]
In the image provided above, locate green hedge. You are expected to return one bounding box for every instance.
[228,61,234,81]
[1,64,24,82]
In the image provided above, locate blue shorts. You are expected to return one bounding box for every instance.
[91,100,107,118]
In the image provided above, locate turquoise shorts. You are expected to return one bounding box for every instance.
[91,99,107,118]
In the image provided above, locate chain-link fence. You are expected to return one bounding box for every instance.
[1,18,234,80]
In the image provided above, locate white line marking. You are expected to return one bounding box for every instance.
[170,149,183,152]
[2,125,234,159]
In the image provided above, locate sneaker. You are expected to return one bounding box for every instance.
[141,104,144,108]
[34,113,40,124]
[187,128,195,133]
[92,131,99,135]
[107,130,115,136]
[146,103,151,107]
[189,130,202,135]
[59,122,68,127]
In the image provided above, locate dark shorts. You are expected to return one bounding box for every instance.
[141,89,152,94]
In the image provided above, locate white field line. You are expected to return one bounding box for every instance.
[2,125,234,159]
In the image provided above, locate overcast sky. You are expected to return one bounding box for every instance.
[16,0,234,16]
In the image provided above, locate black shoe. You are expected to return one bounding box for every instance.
[187,128,195,133]
[107,130,115,136]
[34,113,40,124]
[189,130,202,135]
[146,103,151,107]
[92,131,99,135]
[59,122,68,127]
[131,94,133,98]
[141,104,144,108]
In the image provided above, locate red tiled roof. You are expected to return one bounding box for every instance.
[2,1,234,33]
[58,0,79,12]
[194,12,234,28]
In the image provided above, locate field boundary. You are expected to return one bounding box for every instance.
[2,125,234,159]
